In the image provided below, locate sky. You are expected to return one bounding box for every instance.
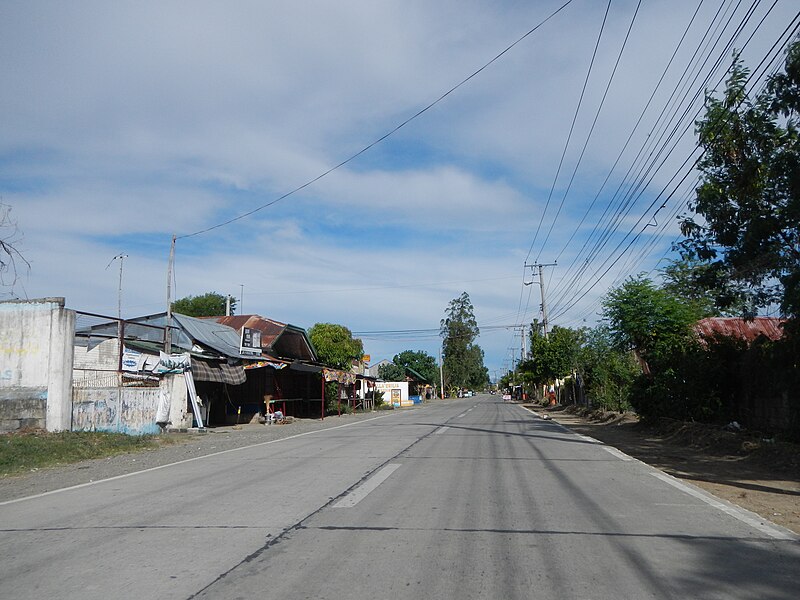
[2,0,798,380]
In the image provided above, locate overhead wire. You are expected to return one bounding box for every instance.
[547,5,800,325]
[547,0,754,311]
[177,0,576,241]
[524,0,612,264]
[545,0,780,319]
[535,0,643,263]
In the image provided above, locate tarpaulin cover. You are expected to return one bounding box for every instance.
[190,359,246,385]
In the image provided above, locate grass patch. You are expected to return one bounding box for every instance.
[0,430,171,477]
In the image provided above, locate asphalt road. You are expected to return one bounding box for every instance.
[1,396,798,599]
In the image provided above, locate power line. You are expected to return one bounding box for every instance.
[177,0,576,240]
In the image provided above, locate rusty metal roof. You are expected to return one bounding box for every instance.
[214,315,317,362]
[693,317,785,343]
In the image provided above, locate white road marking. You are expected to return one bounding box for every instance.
[434,427,449,434]
[651,472,797,541]
[333,464,402,508]
[0,415,392,507]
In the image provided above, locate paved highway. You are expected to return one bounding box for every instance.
[1,396,798,599]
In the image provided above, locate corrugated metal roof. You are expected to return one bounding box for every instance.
[214,315,317,362]
[172,313,248,358]
[215,315,286,347]
[694,317,785,343]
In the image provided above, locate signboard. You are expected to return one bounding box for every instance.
[362,354,371,363]
[240,327,262,356]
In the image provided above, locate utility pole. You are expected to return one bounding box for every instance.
[439,344,445,399]
[524,261,557,339]
[165,235,176,352]
[106,253,128,320]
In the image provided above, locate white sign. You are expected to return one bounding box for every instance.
[240,327,262,356]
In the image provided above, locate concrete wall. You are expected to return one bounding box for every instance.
[72,374,191,435]
[0,298,74,432]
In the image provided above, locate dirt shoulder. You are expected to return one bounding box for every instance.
[528,403,800,535]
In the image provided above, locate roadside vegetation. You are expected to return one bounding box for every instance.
[0,430,172,477]
[504,43,800,439]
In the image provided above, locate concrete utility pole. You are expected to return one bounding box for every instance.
[524,262,557,339]
[439,345,445,399]
[165,235,176,352]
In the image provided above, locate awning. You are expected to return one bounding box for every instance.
[190,359,246,385]
[323,368,356,384]
[290,361,323,373]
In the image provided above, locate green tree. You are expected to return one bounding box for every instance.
[602,276,701,376]
[440,292,489,389]
[660,257,744,318]
[519,325,584,388]
[379,350,439,384]
[308,323,364,370]
[378,361,405,381]
[680,43,800,318]
[577,326,638,412]
[172,292,234,317]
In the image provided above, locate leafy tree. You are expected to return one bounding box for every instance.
[0,202,29,289]
[379,350,439,384]
[172,292,235,317]
[680,43,800,318]
[378,361,405,381]
[602,276,701,376]
[308,323,364,370]
[519,325,584,388]
[659,257,744,318]
[577,326,638,412]
[440,292,489,389]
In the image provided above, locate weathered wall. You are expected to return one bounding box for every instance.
[72,375,189,435]
[0,298,74,432]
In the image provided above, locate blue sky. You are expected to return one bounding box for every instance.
[2,0,797,379]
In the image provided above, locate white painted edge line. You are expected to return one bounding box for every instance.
[651,472,798,541]
[515,403,798,540]
[0,415,392,507]
[457,412,468,418]
[601,446,633,461]
[333,464,402,508]
[434,426,450,434]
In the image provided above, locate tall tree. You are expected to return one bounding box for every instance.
[172,292,235,317]
[308,323,364,370]
[519,325,585,387]
[680,43,800,318]
[602,276,700,376]
[440,292,488,389]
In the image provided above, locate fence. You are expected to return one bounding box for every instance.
[73,311,167,388]
[72,312,173,433]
